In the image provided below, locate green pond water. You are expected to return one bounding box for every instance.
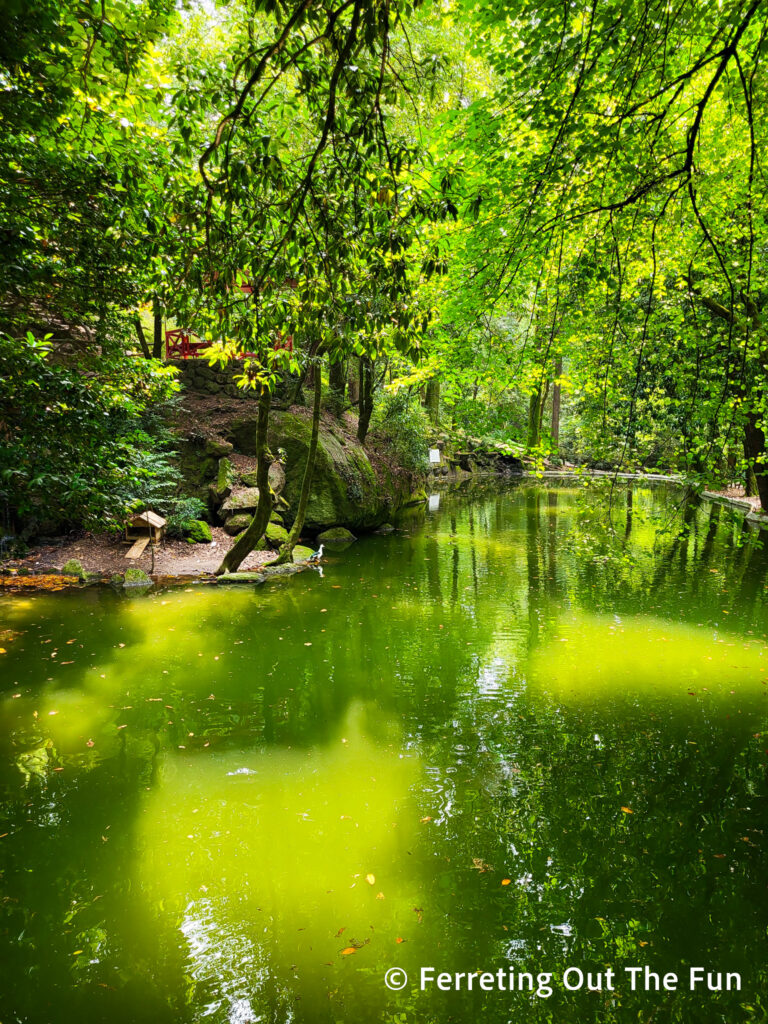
[2,481,768,1024]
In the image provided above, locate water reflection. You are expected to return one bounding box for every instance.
[0,482,767,1023]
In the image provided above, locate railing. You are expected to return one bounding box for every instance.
[165,329,293,361]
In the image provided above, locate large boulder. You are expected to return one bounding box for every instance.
[265,411,412,530]
[265,521,289,548]
[317,527,356,543]
[224,513,252,536]
[221,488,260,515]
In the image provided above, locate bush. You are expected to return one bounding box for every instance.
[166,496,207,538]
[0,332,179,534]
[370,389,429,472]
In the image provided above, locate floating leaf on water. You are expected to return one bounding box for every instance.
[366,873,375,885]
[420,816,432,823]
[341,947,357,956]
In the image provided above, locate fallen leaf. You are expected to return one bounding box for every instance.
[341,947,357,956]
[396,937,405,944]
[501,878,511,886]
[376,892,385,900]
[621,806,633,814]
[420,816,432,823]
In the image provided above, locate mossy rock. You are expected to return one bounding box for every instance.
[374,523,394,535]
[317,527,356,543]
[269,511,284,525]
[217,571,265,584]
[124,568,151,587]
[403,488,428,506]
[267,411,406,530]
[204,437,234,457]
[265,522,289,549]
[61,558,85,578]
[224,513,252,536]
[240,462,285,495]
[292,545,315,562]
[185,520,212,543]
[221,488,260,514]
[109,573,125,586]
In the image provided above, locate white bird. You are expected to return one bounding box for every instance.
[307,543,324,564]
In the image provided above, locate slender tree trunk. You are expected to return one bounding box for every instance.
[134,315,151,359]
[425,377,440,425]
[215,385,273,574]
[347,356,360,405]
[744,412,768,510]
[357,356,374,442]
[327,356,346,416]
[551,356,562,447]
[152,297,163,359]
[270,366,322,564]
[527,388,542,449]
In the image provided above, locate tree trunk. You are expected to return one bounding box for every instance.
[347,357,360,405]
[527,387,542,449]
[270,366,322,564]
[152,297,163,359]
[327,356,346,416]
[215,385,273,574]
[425,377,440,425]
[550,356,562,447]
[357,356,374,442]
[744,412,768,510]
[134,315,151,359]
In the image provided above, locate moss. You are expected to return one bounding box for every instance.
[404,488,428,506]
[221,488,260,514]
[292,545,315,562]
[61,558,84,578]
[185,520,212,543]
[224,514,252,536]
[317,527,356,542]
[213,457,235,499]
[267,411,391,530]
[265,522,289,548]
[204,437,233,457]
[218,571,265,583]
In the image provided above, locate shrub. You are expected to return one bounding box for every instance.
[166,496,207,538]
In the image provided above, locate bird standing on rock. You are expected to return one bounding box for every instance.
[307,544,324,564]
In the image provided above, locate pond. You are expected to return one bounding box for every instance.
[1,482,767,1024]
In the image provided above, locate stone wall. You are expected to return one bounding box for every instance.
[169,359,260,400]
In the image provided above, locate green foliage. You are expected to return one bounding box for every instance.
[371,388,430,472]
[185,520,212,544]
[166,497,208,539]
[0,333,179,533]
